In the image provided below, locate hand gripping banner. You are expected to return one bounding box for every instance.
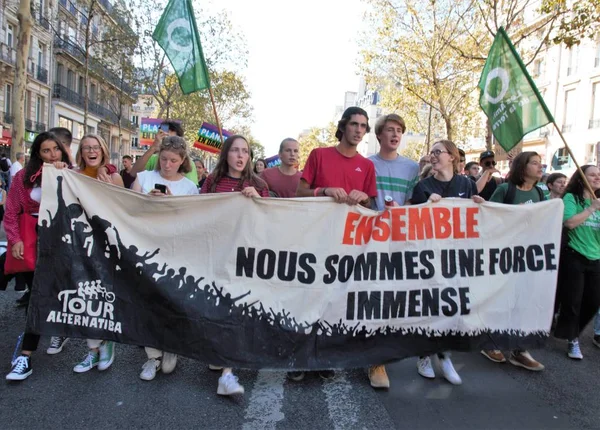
[28,168,563,369]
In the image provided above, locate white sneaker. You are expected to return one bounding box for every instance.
[161,352,178,374]
[217,373,245,396]
[417,356,435,379]
[47,337,69,355]
[140,358,161,381]
[439,356,462,385]
[208,364,223,371]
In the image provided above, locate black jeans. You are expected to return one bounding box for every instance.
[19,272,40,352]
[555,248,600,340]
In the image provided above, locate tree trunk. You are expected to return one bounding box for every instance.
[485,119,493,150]
[12,0,32,159]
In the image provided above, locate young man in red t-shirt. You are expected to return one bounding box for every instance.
[260,138,302,198]
[297,106,377,207]
[292,107,377,382]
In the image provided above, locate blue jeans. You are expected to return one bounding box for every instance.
[595,308,600,336]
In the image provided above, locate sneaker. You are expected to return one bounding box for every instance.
[287,371,305,382]
[6,355,32,381]
[593,335,600,348]
[417,356,435,379]
[480,349,506,363]
[73,351,99,373]
[318,370,335,380]
[217,373,245,396]
[368,365,390,388]
[98,341,115,371]
[47,337,69,355]
[140,358,161,381]
[15,290,30,308]
[208,364,223,371]
[567,340,583,360]
[439,356,462,385]
[509,350,544,371]
[161,352,177,374]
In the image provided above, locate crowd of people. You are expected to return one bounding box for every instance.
[1,106,598,397]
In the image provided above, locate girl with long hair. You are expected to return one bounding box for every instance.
[480,152,546,371]
[5,132,71,381]
[70,134,123,374]
[132,136,198,381]
[555,165,600,359]
[200,135,268,396]
[253,158,266,175]
[410,139,481,386]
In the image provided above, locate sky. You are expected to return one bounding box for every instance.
[202,0,368,156]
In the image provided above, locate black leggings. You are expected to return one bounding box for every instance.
[18,272,40,352]
[555,247,600,341]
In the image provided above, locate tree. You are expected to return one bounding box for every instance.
[11,0,32,159]
[297,122,337,169]
[542,0,600,47]
[360,0,482,143]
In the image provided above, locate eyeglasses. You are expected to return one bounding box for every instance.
[162,141,187,149]
[81,145,101,153]
[429,149,449,157]
[484,160,497,167]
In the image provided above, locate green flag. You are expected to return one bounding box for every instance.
[153,0,210,94]
[478,27,554,152]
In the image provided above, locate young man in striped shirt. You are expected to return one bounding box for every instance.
[367,113,419,389]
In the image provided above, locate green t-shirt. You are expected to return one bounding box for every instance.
[146,154,198,184]
[489,183,544,205]
[563,193,600,260]
[537,183,550,199]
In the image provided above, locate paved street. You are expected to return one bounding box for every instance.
[0,288,598,430]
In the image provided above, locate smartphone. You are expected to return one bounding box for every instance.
[154,183,167,193]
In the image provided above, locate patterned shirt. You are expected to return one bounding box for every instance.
[201,174,269,197]
[4,169,41,244]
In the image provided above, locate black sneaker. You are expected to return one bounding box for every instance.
[593,335,600,348]
[6,355,32,381]
[15,291,30,308]
[318,370,335,380]
[287,371,305,381]
[47,337,69,355]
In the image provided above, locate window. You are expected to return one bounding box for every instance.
[35,95,43,123]
[76,122,84,140]
[6,24,14,48]
[90,83,97,102]
[566,46,579,76]
[38,42,46,69]
[132,136,139,147]
[56,63,64,86]
[58,115,73,131]
[591,82,600,129]
[67,69,75,90]
[78,77,85,95]
[4,84,12,115]
[87,125,95,134]
[132,115,139,125]
[68,26,76,43]
[533,59,545,79]
[563,89,575,132]
[28,35,34,58]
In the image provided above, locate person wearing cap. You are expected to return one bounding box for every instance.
[367,113,419,389]
[476,150,503,200]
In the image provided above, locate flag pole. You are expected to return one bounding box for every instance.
[552,123,597,198]
[208,86,224,146]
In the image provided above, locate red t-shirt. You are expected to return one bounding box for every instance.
[260,167,302,198]
[301,146,377,197]
[201,174,269,197]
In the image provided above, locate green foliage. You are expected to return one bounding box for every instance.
[297,122,337,169]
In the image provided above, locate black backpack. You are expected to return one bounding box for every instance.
[0,158,9,173]
[503,182,544,204]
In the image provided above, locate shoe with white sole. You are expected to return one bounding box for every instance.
[217,373,244,396]
[417,356,435,379]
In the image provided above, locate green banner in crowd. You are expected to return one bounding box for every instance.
[478,27,554,152]
[153,0,210,94]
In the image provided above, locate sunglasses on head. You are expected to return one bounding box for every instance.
[162,141,187,149]
[484,160,497,167]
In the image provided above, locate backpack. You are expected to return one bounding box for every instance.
[503,182,544,204]
[0,158,9,173]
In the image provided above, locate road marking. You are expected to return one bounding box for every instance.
[242,370,286,430]
[322,372,358,430]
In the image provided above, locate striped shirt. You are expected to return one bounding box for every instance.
[369,154,420,210]
[201,174,269,197]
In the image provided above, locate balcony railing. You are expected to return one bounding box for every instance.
[2,112,13,125]
[53,36,134,95]
[27,60,48,84]
[25,119,33,130]
[562,124,572,133]
[0,43,16,66]
[34,121,47,132]
[589,119,600,129]
[35,13,50,30]
[53,84,125,126]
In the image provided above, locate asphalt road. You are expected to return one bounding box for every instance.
[0,287,598,430]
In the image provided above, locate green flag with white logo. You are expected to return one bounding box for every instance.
[153,0,210,94]
[478,27,554,152]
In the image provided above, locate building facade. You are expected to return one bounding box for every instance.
[0,0,53,151]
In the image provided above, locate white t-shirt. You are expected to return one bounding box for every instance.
[137,170,199,196]
[9,160,22,178]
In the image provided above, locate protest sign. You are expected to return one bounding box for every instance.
[193,122,232,154]
[29,168,563,369]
